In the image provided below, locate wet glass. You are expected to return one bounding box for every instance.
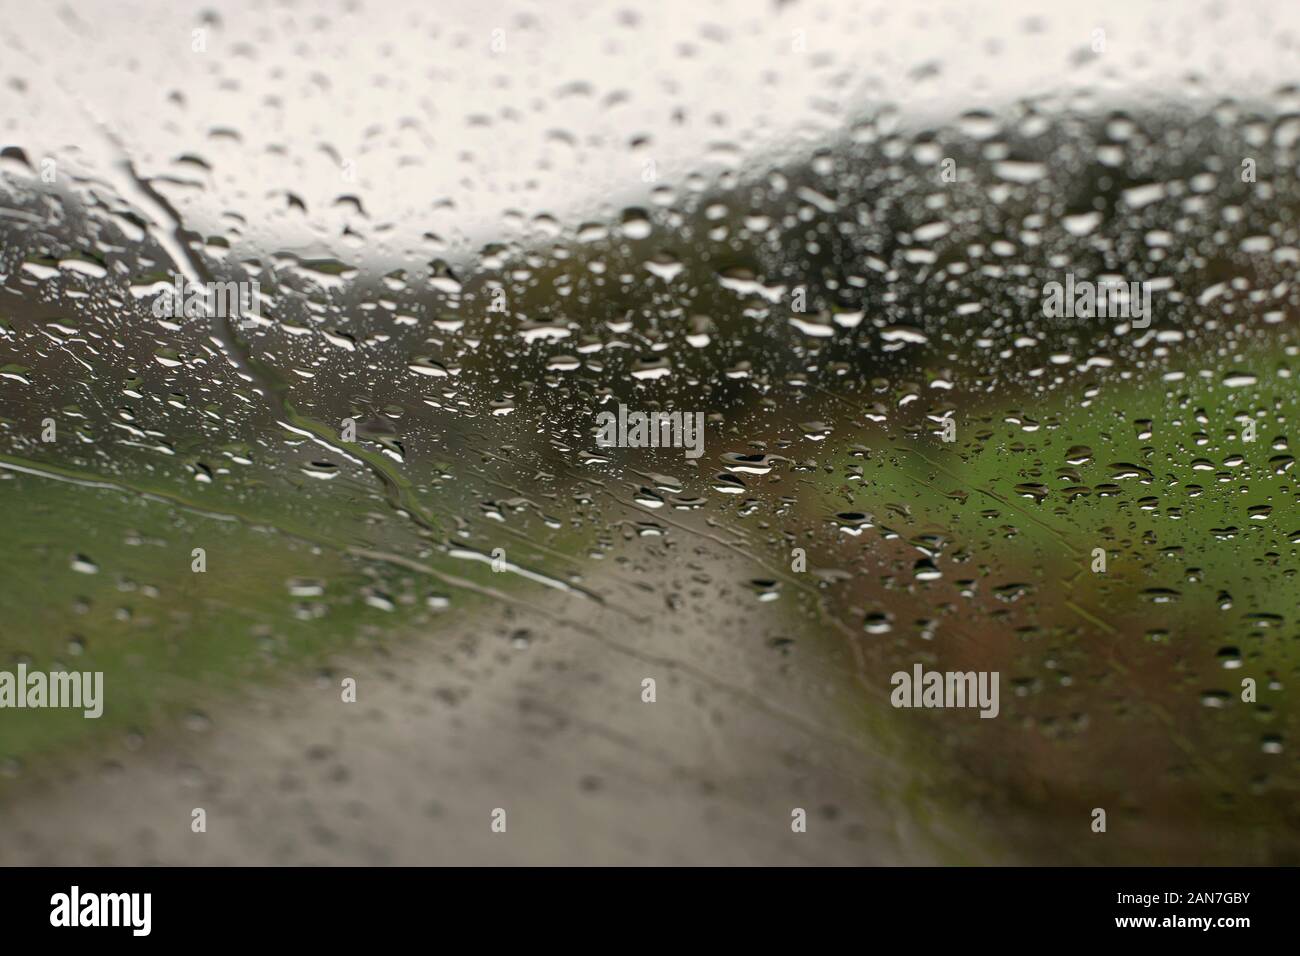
[0,0,1297,864]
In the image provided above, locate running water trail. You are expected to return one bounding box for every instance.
[78,105,444,538]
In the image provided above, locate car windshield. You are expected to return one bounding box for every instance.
[1,0,1297,866]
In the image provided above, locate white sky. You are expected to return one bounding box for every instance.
[2,0,1297,268]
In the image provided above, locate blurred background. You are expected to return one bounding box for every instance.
[0,0,1297,864]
